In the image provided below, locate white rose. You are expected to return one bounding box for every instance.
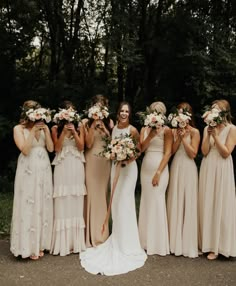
[171,118,178,128]
[168,113,173,121]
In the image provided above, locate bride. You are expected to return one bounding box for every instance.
[80,101,147,275]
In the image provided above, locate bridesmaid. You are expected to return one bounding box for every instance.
[83,95,113,247]
[10,100,53,260]
[199,99,236,260]
[167,102,200,258]
[50,101,86,256]
[138,101,172,255]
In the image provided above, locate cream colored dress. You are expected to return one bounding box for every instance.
[10,129,53,258]
[50,137,86,256]
[167,133,198,258]
[138,128,170,255]
[85,129,110,247]
[199,124,236,257]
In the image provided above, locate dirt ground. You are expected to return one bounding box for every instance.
[0,239,236,286]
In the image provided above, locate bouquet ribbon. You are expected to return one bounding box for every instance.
[101,162,121,235]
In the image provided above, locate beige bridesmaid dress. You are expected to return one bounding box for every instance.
[138,128,170,255]
[199,124,236,257]
[85,129,111,247]
[167,134,198,258]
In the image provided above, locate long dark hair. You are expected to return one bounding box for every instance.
[116,101,132,122]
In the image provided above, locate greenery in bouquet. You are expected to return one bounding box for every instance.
[202,106,227,127]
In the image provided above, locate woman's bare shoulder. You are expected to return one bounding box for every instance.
[14,124,24,132]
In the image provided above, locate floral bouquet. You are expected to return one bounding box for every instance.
[168,109,192,128]
[137,109,166,129]
[202,107,226,127]
[53,107,81,125]
[99,133,139,165]
[24,107,52,123]
[88,103,109,120]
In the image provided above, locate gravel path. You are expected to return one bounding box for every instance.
[0,240,236,286]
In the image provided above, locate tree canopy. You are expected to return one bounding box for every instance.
[1,0,236,178]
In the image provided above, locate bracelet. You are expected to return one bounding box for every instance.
[156,170,161,175]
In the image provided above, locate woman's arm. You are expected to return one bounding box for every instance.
[171,129,181,154]
[43,124,54,152]
[201,126,211,156]
[213,125,236,158]
[71,123,85,151]
[84,120,97,149]
[152,127,173,186]
[181,128,200,159]
[140,127,158,153]
[52,125,66,152]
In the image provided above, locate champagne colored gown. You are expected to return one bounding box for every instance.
[199,124,236,257]
[85,128,110,247]
[167,133,198,258]
[138,128,170,255]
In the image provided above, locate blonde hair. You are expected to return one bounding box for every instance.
[212,99,232,123]
[149,101,166,115]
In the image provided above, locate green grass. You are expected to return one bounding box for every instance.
[0,192,13,238]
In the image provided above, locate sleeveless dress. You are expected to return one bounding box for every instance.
[80,125,147,275]
[50,137,86,256]
[199,124,236,257]
[138,127,170,255]
[167,133,198,258]
[10,128,53,258]
[85,129,110,247]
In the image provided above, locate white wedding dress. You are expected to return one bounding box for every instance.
[80,125,147,275]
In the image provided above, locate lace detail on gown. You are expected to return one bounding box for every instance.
[10,128,53,258]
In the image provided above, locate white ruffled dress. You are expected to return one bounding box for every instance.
[50,137,87,256]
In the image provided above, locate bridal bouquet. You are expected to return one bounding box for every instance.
[99,133,139,164]
[137,109,166,129]
[202,107,226,127]
[88,103,109,120]
[25,107,52,123]
[168,109,192,128]
[53,107,81,125]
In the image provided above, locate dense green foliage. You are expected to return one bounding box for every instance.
[1,0,236,186]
